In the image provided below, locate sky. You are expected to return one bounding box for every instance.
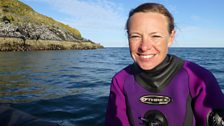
[20,0,224,47]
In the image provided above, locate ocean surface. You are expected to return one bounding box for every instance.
[0,47,224,126]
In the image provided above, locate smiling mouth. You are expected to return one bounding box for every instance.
[139,54,156,59]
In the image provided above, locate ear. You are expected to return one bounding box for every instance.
[168,30,176,47]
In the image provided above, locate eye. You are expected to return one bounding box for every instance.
[128,34,142,42]
[129,34,141,39]
[152,35,162,38]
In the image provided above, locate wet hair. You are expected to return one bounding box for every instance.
[126,3,174,34]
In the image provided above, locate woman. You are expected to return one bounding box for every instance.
[105,3,224,126]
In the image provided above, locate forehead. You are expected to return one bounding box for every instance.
[128,12,169,33]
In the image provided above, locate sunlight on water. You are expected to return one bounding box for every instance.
[0,48,224,126]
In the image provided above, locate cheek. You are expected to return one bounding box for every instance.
[129,42,138,52]
[156,40,169,51]
[159,44,169,56]
[128,43,137,61]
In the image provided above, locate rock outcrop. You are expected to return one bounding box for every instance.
[0,0,103,51]
[0,21,85,42]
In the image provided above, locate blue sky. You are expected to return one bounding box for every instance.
[20,0,224,47]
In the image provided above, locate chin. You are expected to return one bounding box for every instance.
[138,63,157,70]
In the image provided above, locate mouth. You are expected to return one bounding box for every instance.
[139,54,156,59]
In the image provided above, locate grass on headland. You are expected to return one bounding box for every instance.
[1,0,82,38]
[0,37,103,51]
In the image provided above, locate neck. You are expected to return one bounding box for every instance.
[132,55,184,92]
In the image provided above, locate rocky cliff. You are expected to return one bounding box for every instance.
[0,0,103,51]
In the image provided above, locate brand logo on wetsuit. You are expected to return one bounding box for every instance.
[140,95,171,105]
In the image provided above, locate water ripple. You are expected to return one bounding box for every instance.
[1,48,224,126]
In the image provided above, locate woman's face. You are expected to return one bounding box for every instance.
[128,12,175,70]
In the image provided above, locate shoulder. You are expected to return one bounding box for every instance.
[183,60,214,78]
[109,65,134,95]
[182,60,219,97]
[112,64,133,82]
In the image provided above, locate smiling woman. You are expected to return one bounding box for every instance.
[127,12,175,70]
[105,2,224,126]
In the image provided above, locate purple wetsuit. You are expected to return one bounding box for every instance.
[105,55,224,126]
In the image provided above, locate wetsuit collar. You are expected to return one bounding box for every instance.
[132,54,184,92]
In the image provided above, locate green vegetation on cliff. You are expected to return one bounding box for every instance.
[0,0,81,38]
[0,0,103,51]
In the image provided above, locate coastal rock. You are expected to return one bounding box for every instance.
[0,21,84,42]
[0,0,103,51]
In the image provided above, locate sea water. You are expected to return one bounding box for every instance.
[0,48,224,126]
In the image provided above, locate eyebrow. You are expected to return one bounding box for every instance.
[129,32,163,35]
[149,32,162,35]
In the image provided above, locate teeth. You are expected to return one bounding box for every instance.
[141,55,154,59]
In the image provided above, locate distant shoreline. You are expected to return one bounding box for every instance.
[0,37,103,51]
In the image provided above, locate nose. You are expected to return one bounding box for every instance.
[139,36,152,52]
